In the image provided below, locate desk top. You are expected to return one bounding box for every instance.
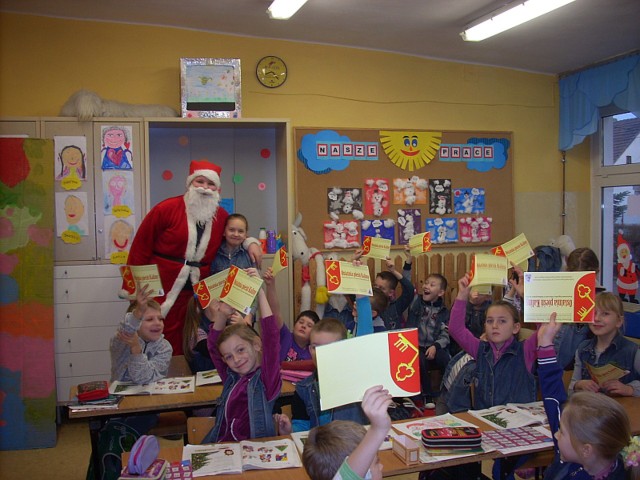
[68,379,296,420]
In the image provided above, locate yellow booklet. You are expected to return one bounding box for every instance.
[523,271,596,323]
[271,246,289,276]
[194,269,229,309]
[491,233,534,266]
[361,236,391,260]
[219,266,264,314]
[586,363,629,385]
[408,232,432,256]
[119,265,164,299]
[325,260,372,296]
[469,254,508,286]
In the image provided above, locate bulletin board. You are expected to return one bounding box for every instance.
[294,127,514,251]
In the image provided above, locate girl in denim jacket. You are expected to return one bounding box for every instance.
[203,271,281,442]
[569,292,640,397]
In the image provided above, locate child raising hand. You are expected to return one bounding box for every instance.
[203,269,282,443]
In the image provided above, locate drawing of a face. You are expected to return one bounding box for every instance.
[379,131,442,171]
[60,146,84,175]
[103,128,126,149]
[64,195,84,225]
[109,174,127,205]
[111,220,134,251]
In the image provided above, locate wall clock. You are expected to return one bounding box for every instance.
[256,56,287,88]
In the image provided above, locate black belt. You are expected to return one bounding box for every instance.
[153,251,204,267]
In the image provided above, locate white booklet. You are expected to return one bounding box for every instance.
[195,369,222,386]
[467,401,548,429]
[109,376,195,395]
[183,438,302,477]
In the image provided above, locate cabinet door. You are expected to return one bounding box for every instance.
[0,118,40,137]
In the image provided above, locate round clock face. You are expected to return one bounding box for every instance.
[256,56,287,88]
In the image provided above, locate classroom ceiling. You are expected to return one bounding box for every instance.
[3,0,639,75]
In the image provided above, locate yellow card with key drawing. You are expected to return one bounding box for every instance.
[523,271,596,323]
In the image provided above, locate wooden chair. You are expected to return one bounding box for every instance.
[187,416,216,444]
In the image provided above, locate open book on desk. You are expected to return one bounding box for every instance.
[183,438,302,477]
[195,369,222,386]
[109,376,195,395]
[468,401,548,429]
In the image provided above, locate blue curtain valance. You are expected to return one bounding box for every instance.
[559,53,640,151]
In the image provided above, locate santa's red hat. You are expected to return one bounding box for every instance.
[618,229,630,254]
[186,159,221,188]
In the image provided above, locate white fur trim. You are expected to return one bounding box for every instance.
[161,264,191,316]
[186,170,221,188]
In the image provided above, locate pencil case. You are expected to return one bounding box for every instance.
[77,380,109,402]
[421,427,482,449]
[127,435,160,474]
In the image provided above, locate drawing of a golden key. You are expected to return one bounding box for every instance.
[326,261,340,286]
[393,333,419,381]
[576,285,595,321]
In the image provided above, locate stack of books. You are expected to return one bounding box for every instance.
[421,426,483,455]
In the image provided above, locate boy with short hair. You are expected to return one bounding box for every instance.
[374,251,415,330]
[353,288,389,333]
[405,273,451,403]
[302,385,392,480]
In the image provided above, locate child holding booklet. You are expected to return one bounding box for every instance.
[569,292,640,397]
[182,296,214,372]
[374,247,415,331]
[537,314,639,480]
[302,385,393,480]
[203,269,282,442]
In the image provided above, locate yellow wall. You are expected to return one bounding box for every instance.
[0,12,591,246]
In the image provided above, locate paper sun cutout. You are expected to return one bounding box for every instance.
[379,131,442,171]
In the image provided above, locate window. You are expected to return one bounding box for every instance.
[592,112,640,297]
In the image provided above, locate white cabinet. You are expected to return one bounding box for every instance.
[54,265,128,400]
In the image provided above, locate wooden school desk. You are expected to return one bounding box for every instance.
[71,375,295,480]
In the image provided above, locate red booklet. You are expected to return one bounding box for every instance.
[77,380,109,402]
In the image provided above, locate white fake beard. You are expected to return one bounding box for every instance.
[185,186,220,225]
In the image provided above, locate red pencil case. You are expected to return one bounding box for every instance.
[77,380,109,402]
[421,426,482,449]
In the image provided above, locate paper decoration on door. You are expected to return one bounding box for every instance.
[298,130,379,174]
[361,219,395,244]
[397,209,422,245]
[453,187,485,214]
[428,179,452,215]
[459,216,492,243]
[364,178,390,217]
[103,170,135,216]
[379,130,442,171]
[425,217,458,244]
[393,177,428,205]
[327,187,364,220]
[323,220,360,249]
[54,136,87,190]
[101,125,133,170]
[105,215,136,263]
[55,191,89,242]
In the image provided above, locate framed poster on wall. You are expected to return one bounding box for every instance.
[180,58,242,118]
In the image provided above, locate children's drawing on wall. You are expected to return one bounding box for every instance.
[361,219,395,243]
[54,136,87,186]
[425,217,458,244]
[379,130,442,171]
[104,215,135,263]
[56,192,89,242]
[103,170,134,216]
[458,216,492,243]
[327,187,364,220]
[397,209,422,245]
[428,179,452,215]
[323,220,360,249]
[393,176,428,206]
[101,125,133,170]
[453,187,485,214]
[364,178,390,217]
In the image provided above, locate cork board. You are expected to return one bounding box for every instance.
[294,127,514,251]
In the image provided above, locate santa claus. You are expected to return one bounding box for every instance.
[616,230,638,303]
[126,160,262,353]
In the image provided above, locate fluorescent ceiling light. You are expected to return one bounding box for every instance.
[267,0,309,20]
[461,0,576,42]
